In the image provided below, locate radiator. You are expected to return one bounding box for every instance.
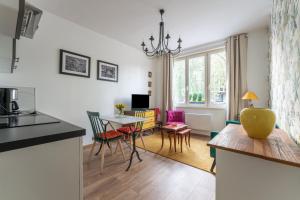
[185,113,212,132]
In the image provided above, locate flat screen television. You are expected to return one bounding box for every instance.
[131,94,149,109]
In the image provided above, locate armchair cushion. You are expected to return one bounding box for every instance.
[166,122,185,126]
[226,120,240,126]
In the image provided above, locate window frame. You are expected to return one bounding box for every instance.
[173,47,226,109]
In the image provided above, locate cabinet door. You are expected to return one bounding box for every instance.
[0,34,12,73]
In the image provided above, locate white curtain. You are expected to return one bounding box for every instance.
[226,34,248,120]
[161,54,173,123]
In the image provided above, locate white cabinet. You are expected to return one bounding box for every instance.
[0,137,83,200]
[0,34,13,73]
[0,0,19,73]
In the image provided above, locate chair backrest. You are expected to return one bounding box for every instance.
[166,110,185,123]
[135,111,145,130]
[154,107,161,121]
[87,111,104,139]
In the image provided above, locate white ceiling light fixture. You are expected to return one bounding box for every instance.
[141,9,182,57]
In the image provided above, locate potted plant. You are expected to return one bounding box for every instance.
[115,103,126,115]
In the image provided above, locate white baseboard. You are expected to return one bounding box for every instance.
[191,129,210,136]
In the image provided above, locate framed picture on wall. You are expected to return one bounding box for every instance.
[97,60,118,82]
[59,49,91,78]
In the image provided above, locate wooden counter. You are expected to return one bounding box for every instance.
[208,124,300,168]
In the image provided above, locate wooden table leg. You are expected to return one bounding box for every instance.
[160,128,164,151]
[185,135,188,146]
[174,131,177,152]
[188,131,191,147]
[180,135,183,152]
[168,133,172,151]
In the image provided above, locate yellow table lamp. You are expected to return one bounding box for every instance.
[242,91,258,107]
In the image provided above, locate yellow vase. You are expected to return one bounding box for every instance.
[240,108,276,139]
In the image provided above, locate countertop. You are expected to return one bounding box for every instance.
[208,124,300,168]
[0,114,85,152]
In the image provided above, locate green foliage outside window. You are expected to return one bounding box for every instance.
[189,93,205,103]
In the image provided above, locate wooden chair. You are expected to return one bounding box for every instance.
[177,128,192,152]
[87,111,126,173]
[154,107,162,130]
[117,111,146,149]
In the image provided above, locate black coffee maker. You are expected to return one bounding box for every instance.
[0,88,20,115]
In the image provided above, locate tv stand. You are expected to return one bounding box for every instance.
[124,109,155,132]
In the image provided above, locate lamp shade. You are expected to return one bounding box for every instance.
[242,91,258,100]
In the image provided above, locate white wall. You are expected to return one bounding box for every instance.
[247,28,269,107]
[0,10,155,145]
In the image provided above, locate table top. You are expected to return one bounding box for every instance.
[0,113,85,153]
[100,115,146,125]
[162,124,188,131]
[208,124,300,168]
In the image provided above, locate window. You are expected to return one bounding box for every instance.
[173,48,226,108]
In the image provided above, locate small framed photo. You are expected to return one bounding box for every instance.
[97,60,118,82]
[59,49,91,78]
[148,90,152,96]
[148,71,152,78]
[148,81,152,87]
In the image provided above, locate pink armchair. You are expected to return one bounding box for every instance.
[166,110,185,125]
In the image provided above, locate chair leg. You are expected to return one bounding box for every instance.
[95,142,103,156]
[178,134,180,144]
[88,141,96,162]
[100,142,106,174]
[118,139,126,161]
[114,140,120,154]
[180,135,183,153]
[210,158,216,173]
[185,135,188,146]
[107,142,113,155]
[139,132,146,149]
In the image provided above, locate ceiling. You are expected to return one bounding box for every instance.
[30,0,272,50]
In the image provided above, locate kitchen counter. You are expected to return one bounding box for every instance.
[0,113,86,200]
[0,113,85,152]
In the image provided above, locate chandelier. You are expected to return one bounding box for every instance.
[141,9,182,57]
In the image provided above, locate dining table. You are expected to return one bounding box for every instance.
[100,114,146,171]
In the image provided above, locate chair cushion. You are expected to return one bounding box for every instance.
[98,130,123,140]
[117,126,141,134]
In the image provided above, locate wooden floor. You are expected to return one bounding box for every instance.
[83,137,216,200]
